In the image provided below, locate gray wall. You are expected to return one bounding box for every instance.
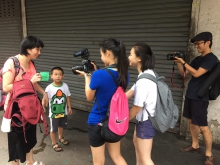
[0,0,21,66]
[25,0,192,133]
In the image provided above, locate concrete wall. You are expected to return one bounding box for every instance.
[189,0,220,144]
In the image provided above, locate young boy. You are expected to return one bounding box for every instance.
[45,67,72,152]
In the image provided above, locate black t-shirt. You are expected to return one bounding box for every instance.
[186,52,218,101]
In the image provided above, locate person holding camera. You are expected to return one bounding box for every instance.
[76,38,129,165]
[174,32,218,165]
[126,43,156,165]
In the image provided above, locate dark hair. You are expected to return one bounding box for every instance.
[133,43,155,72]
[51,67,64,75]
[99,38,129,91]
[204,40,212,48]
[20,36,44,56]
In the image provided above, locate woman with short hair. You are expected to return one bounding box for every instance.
[2,36,47,165]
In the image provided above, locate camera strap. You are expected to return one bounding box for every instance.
[170,62,186,88]
[104,64,117,68]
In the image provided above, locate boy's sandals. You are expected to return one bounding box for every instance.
[52,143,63,152]
[59,137,69,145]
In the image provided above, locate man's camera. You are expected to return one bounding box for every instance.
[72,48,95,75]
[167,51,185,60]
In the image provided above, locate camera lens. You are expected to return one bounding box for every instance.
[72,66,84,75]
[74,51,82,57]
[73,48,89,58]
[167,54,175,60]
[166,52,185,60]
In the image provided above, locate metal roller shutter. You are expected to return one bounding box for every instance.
[0,0,21,66]
[26,0,192,133]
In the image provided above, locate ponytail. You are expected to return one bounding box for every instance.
[99,38,129,91]
[116,41,129,91]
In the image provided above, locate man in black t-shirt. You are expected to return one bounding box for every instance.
[174,32,217,165]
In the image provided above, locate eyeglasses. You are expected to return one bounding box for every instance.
[193,41,205,46]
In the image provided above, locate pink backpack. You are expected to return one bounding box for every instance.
[1,79,48,143]
[99,69,129,142]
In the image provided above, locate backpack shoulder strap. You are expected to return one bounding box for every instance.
[105,69,119,87]
[137,73,157,84]
[137,73,157,122]
[9,56,25,77]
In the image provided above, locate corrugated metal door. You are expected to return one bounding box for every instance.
[0,0,21,66]
[26,0,192,133]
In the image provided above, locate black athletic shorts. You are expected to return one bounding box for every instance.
[183,97,209,126]
[88,125,105,147]
[50,116,67,132]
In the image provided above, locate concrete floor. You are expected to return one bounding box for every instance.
[0,109,220,165]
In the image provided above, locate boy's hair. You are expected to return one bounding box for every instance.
[51,67,64,75]
[20,36,44,56]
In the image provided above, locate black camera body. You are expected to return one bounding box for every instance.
[72,48,94,75]
[167,51,185,60]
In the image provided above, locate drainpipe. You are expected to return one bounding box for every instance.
[179,0,201,138]
[21,0,27,38]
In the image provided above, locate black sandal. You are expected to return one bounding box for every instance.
[59,137,69,145]
[52,143,63,152]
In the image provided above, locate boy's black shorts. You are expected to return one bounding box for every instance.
[50,116,67,132]
[183,97,209,126]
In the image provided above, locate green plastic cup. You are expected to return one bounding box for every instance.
[40,72,50,81]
